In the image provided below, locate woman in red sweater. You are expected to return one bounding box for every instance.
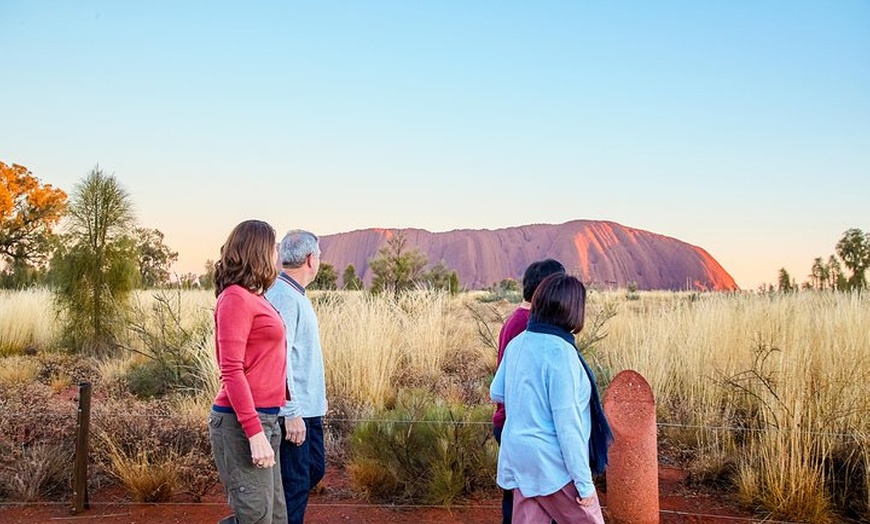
[209,219,289,524]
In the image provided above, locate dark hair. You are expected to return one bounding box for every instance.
[214,220,278,297]
[529,273,587,333]
[522,259,566,301]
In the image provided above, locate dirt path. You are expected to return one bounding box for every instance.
[0,466,758,524]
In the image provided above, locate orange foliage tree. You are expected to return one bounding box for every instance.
[0,161,67,268]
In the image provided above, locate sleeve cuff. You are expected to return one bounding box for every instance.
[575,480,595,499]
[280,401,301,418]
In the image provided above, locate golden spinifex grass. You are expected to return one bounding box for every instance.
[597,291,870,522]
[315,290,497,411]
[100,435,179,503]
[1,287,866,520]
[0,288,59,356]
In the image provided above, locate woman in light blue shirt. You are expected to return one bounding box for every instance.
[491,273,612,524]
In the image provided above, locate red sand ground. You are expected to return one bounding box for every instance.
[0,465,759,524]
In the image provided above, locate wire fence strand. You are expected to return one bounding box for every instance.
[2,410,868,440]
[0,501,810,523]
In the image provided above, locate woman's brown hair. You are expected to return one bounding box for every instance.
[529,273,587,333]
[214,220,277,296]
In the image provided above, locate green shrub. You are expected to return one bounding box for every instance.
[348,389,497,506]
[477,279,522,304]
[125,358,176,398]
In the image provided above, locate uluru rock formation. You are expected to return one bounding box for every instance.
[319,220,738,291]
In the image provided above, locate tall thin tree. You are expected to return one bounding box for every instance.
[52,167,138,354]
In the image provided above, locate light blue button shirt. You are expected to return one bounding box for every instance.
[490,330,594,498]
[265,276,327,419]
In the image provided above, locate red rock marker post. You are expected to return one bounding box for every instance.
[603,370,659,524]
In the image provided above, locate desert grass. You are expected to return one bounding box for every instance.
[315,290,498,411]
[0,288,59,355]
[102,436,179,502]
[0,355,41,387]
[597,290,870,521]
[2,287,866,520]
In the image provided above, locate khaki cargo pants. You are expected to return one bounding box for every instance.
[209,409,287,524]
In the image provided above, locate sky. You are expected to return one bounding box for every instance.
[1,1,868,290]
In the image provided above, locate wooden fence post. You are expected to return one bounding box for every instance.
[71,381,91,514]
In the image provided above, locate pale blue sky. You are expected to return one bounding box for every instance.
[2,1,868,288]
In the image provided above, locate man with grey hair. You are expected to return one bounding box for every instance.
[265,230,327,524]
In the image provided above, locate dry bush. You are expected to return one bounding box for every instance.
[35,352,100,387]
[48,373,74,393]
[102,437,178,502]
[0,443,71,501]
[118,290,213,399]
[92,397,217,501]
[0,383,77,502]
[0,356,41,387]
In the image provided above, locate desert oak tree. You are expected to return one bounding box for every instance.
[0,161,67,270]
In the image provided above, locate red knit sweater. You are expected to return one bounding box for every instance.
[492,307,529,428]
[212,285,288,438]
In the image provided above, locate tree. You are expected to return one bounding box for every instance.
[626,280,640,300]
[777,268,794,293]
[809,257,829,291]
[421,260,460,295]
[199,259,216,289]
[835,228,870,290]
[449,271,460,296]
[369,231,427,295]
[827,255,846,291]
[310,261,338,290]
[496,278,520,294]
[134,227,178,288]
[0,161,67,274]
[52,167,138,354]
[177,272,199,289]
[342,264,363,290]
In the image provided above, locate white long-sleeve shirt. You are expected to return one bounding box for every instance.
[490,329,595,498]
[265,275,327,419]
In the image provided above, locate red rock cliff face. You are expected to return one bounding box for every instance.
[319,220,738,291]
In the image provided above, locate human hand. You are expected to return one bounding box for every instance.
[249,431,275,468]
[575,494,595,507]
[284,416,306,445]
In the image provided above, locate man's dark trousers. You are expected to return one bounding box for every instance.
[279,417,325,524]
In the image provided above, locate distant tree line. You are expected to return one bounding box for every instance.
[0,161,198,290]
[308,231,460,295]
[0,161,224,354]
[1,161,463,355]
[772,228,869,293]
[0,161,463,296]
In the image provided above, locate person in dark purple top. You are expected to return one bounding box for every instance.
[492,258,565,524]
